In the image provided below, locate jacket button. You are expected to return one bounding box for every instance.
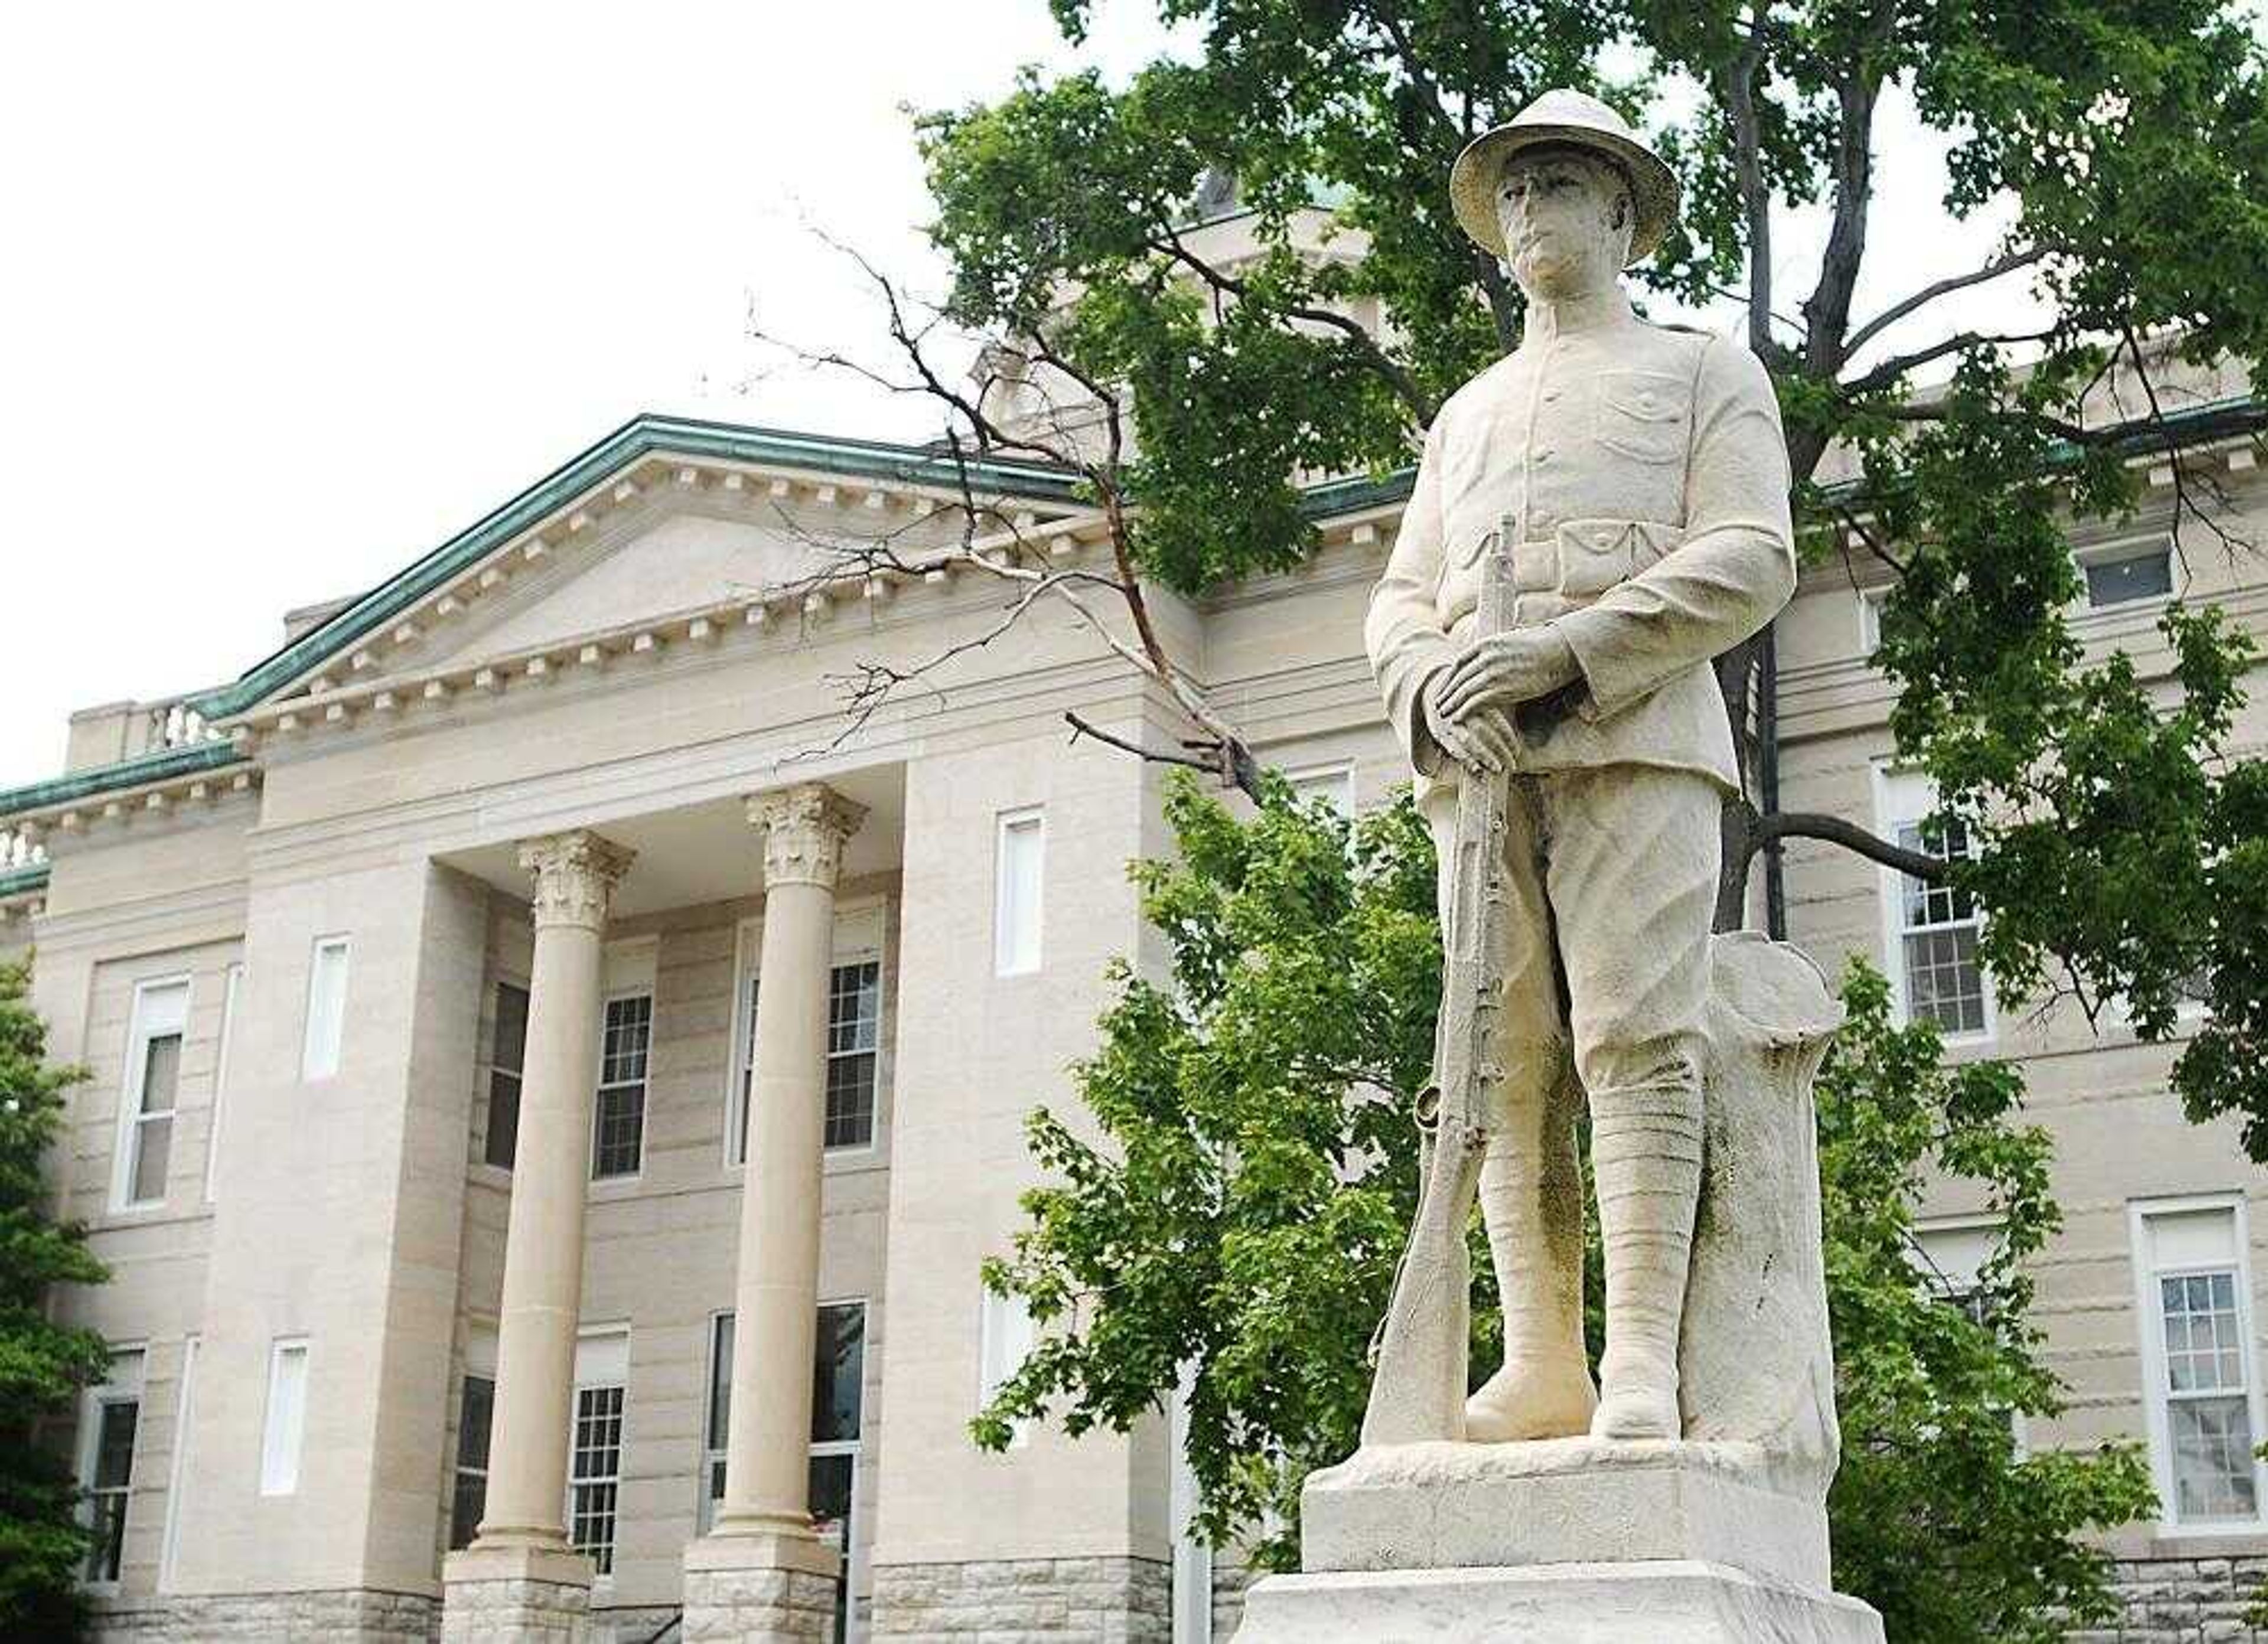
[1637,393,1658,412]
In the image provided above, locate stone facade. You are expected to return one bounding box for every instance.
[89,1587,439,1641]
[681,1566,838,1640]
[2067,1558,2268,1642]
[436,1574,588,1643]
[871,1557,1171,1641]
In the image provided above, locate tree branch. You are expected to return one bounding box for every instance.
[1839,328,2060,398]
[1844,247,2052,359]
[1063,711,1221,775]
[1755,810,1946,880]
[1720,17,1774,359]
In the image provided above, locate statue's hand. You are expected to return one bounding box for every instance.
[1423,673,1517,774]
[1436,628,1582,722]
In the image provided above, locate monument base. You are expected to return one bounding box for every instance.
[1232,1561,1885,1643]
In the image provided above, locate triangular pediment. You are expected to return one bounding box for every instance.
[194,414,1090,720]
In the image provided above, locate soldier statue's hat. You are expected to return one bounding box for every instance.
[1449,88,1680,267]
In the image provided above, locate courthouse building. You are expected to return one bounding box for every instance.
[4,301,2264,1639]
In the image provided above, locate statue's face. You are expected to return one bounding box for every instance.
[1495,147,1632,298]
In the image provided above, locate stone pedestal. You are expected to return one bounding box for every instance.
[1231,1438,1882,1643]
[682,1532,842,1643]
[1233,1563,1884,1642]
[439,1545,594,1643]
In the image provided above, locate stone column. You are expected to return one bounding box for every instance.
[444,830,633,1644]
[684,784,865,1642]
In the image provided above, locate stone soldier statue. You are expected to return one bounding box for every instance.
[1364,89,1796,1444]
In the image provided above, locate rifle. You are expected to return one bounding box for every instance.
[1361,518,1524,1446]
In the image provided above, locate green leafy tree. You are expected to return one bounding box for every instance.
[0,957,110,1640]
[782,0,2268,1141]
[976,779,2154,1639]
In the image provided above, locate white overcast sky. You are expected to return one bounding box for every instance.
[0,2,2036,789]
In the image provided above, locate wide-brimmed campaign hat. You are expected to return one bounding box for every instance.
[1449,88,1679,266]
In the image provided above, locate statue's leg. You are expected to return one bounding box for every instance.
[1542,766,1719,1441]
[1422,779,1595,1442]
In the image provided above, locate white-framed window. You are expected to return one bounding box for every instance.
[484,981,529,1170]
[449,1328,497,1552]
[1858,585,1889,657]
[979,1286,1037,1449]
[701,1303,863,1641]
[2078,533,2175,610]
[1283,761,1355,817]
[160,1334,198,1591]
[2132,1196,2266,1530]
[205,963,242,1202]
[113,977,189,1211]
[79,1346,144,1586]
[301,936,350,1082]
[591,994,651,1180]
[259,1337,309,1497]
[1873,766,1992,1042]
[995,808,1045,977]
[729,908,887,1165]
[1909,1218,2000,1325]
[569,1328,628,1576]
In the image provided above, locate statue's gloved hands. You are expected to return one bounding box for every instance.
[1422,672,1518,774]
[1436,628,1583,723]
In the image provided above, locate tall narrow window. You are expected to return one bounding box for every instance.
[702,1305,862,1642]
[80,1348,144,1585]
[826,961,881,1150]
[206,964,242,1202]
[980,1287,1037,1448]
[451,1374,496,1551]
[1876,769,1988,1039]
[116,978,188,1209]
[591,994,651,1180]
[302,937,350,1081]
[260,1338,309,1496]
[995,809,1045,977]
[484,983,529,1169]
[569,1330,628,1574]
[2136,1202,2263,1526]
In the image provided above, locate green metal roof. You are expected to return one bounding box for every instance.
[189,413,1087,723]
[0,862,48,899]
[0,741,242,818]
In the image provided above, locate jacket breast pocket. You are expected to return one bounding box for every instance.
[1594,370,1691,465]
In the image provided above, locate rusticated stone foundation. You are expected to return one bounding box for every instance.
[680,1565,838,1640]
[87,1587,439,1641]
[872,1555,1171,1640]
[2065,1555,2268,1642]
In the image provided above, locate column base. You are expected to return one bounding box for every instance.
[683,1531,843,1642]
[442,1543,595,1643]
[1231,1561,1885,1642]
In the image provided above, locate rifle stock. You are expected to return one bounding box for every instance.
[1360,521,1521,1447]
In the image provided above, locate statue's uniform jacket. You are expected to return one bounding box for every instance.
[1366,311,1795,797]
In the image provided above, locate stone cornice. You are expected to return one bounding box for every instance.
[749,784,867,891]
[519,830,636,930]
[0,754,259,835]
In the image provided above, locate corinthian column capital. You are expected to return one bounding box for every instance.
[517,830,636,930]
[748,784,868,891]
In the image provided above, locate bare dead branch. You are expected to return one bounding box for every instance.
[1063,712,1220,775]
[1844,247,2052,359]
[1755,810,1946,880]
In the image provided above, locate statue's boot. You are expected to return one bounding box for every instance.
[1589,1079,1704,1441]
[1466,1100,1595,1443]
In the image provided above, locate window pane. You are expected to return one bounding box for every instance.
[302,939,350,1081]
[1904,927,1987,1034]
[484,1072,522,1170]
[808,1453,854,1644]
[995,814,1044,976]
[449,1374,493,1554]
[2171,1394,2258,1521]
[131,1114,173,1205]
[592,996,650,1179]
[2085,546,2173,608]
[93,1398,139,1490]
[260,1341,309,1496]
[708,1316,735,1453]
[734,977,760,1165]
[813,1304,865,1444]
[571,1384,625,1575]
